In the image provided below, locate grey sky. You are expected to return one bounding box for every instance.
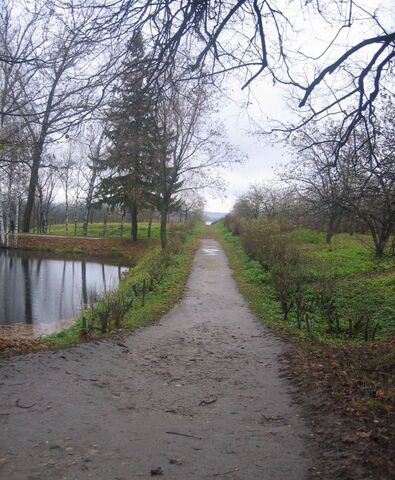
[204,0,395,213]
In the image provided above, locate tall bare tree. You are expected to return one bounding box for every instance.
[149,79,238,248]
[73,0,394,157]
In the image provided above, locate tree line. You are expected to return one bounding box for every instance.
[1,0,393,250]
[231,92,395,259]
[0,3,237,249]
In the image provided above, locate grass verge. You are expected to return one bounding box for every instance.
[211,222,394,480]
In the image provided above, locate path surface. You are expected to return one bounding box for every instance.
[0,239,311,479]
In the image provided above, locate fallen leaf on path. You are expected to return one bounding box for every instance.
[199,397,218,406]
[0,453,14,465]
[342,435,356,444]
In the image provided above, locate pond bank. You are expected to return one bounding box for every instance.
[0,235,153,344]
[0,229,199,354]
[14,234,154,263]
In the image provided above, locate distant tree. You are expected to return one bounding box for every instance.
[283,126,348,244]
[337,100,395,257]
[232,183,287,221]
[35,160,59,234]
[176,191,205,222]
[285,95,395,256]
[81,124,108,237]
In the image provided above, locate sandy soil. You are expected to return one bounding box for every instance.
[0,239,312,479]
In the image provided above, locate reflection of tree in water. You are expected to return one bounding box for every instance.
[81,261,88,307]
[59,260,67,318]
[102,264,107,293]
[1,252,122,328]
[21,258,33,324]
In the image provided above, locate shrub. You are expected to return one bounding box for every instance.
[79,224,192,337]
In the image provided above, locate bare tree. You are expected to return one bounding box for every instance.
[35,160,59,234]
[337,109,395,258]
[149,79,239,248]
[74,0,395,157]
[232,182,288,221]
[80,124,108,237]
[0,2,117,232]
[284,95,395,256]
[176,191,205,222]
[283,126,348,244]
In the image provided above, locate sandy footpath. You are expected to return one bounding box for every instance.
[0,239,311,479]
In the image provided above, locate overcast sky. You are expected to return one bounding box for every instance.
[203,0,395,213]
[204,80,290,213]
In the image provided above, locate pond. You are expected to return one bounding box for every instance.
[0,250,128,338]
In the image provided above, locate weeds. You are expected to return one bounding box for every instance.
[218,219,395,343]
[78,222,195,338]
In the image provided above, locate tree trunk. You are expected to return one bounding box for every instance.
[65,189,69,235]
[160,204,168,249]
[13,199,20,248]
[368,222,391,259]
[74,207,79,236]
[326,213,340,245]
[103,207,108,237]
[147,208,153,239]
[120,209,125,237]
[82,163,98,237]
[0,192,5,248]
[375,231,390,259]
[23,141,44,232]
[130,204,138,241]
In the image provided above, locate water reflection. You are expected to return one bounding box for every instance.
[0,250,127,327]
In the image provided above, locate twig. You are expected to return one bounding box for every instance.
[165,431,202,440]
[199,397,218,406]
[212,467,239,476]
[15,398,36,409]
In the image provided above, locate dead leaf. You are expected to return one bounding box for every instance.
[357,431,373,439]
[342,435,356,444]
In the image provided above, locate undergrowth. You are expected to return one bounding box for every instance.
[213,222,395,344]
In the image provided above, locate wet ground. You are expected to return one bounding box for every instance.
[0,239,312,479]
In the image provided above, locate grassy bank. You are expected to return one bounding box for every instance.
[45,224,201,347]
[213,222,395,343]
[46,221,161,240]
[17,234,151,263]
[212,222,394,479]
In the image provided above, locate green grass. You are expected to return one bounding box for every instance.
[45,222,161,240]
[213,223,395,344]
[45,225,201,349]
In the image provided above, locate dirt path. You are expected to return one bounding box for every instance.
[0,239,312,479]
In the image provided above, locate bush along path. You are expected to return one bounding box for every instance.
[0,239,313,479]
[213,222,395,479]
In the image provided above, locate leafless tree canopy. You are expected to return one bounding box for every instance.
[63,1,394,154]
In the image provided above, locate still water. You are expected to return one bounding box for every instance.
[0,250,127,330]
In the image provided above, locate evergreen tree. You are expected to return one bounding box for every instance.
[102,31,157,241]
